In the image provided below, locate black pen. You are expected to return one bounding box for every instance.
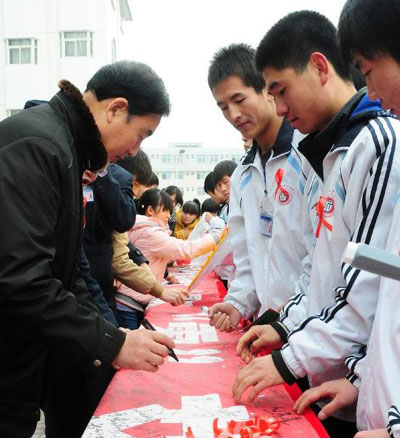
[141,317,179,362]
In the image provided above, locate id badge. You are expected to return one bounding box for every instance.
[83,186,94,203]
[259,212,273,237]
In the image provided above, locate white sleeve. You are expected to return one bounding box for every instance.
[281,122,400,379]
[279,155,315,332]
[224,171,260,319]
[387,405,400,438]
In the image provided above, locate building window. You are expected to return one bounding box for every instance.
[177,172,184,179]
[197,187,204,196]
[7,109,22,117]
[197,172,207,180]
[210,154,218,163]
[197,155,206,164]
[176,155,184,164]
[161,172,170,180]
[162,154,171,164]
[61,31,93,57]
[7,38,37,64]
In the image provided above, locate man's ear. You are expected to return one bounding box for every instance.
[106,97,129,122]
[262,87,274,102]
[309,52,330,86]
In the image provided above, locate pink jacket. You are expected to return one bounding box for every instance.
[118,215,219,305]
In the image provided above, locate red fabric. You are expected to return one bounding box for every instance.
[86,271,328,438]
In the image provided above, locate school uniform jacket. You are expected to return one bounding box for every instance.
[345,199,400,436]
[224,120,309,317]
[271,91,400,420]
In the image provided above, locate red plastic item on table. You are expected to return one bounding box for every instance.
[184,415,280,438]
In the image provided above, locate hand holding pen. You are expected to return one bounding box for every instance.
[141,318,179,362]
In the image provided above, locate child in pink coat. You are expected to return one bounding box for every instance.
[116,189,221,329]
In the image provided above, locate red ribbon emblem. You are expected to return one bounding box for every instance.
[83,195,88,228]
[315,196,333,237]
[274,168,290,204]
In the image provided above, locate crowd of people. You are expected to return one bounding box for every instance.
[1,1,400,437]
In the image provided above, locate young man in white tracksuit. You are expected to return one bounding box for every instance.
[206,43,311,333]
[232,11,400,438]
[290,3,400,438]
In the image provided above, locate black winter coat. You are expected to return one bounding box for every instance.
[0,81,125,422]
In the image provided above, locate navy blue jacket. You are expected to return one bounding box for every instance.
[83,164,136,310]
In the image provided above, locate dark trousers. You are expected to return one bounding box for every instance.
[320,415,358,438]
[42,355,115,438]
[0,420,36,438]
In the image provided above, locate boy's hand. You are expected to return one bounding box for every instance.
[236,325,284,363]
[293,378,358,420]
[208,302,241,332]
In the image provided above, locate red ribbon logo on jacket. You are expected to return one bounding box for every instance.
[274,168,291,205]
[315,196,334,237]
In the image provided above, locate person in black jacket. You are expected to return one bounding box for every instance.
[0,61,175,438]
[83,162,137,313]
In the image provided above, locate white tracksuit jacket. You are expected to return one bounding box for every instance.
[225,119,310,317]
[271,90,400,421]
[345,199,400,436]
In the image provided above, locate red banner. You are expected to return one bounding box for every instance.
[84,271,328,438]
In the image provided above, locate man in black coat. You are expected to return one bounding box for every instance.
[0,61,174,438]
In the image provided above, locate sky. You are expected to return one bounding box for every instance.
[120,0,347,150]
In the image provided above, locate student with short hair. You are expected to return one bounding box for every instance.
[292,3,400,438]
[147,172,159,189]
[117,149,153,199]
[200,198,226,231]
[233,11,400,438]
[164,185,183,209]
[212,159,238,225]
[204,172,225,205]
[207,43,309,334]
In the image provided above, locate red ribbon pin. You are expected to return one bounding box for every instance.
[315,196,333,237]
[274,168,290,203]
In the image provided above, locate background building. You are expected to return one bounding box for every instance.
[0,0,132,119]
[0,0,244,203]
[148,142,244,202]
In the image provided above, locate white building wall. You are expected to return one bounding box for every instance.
[146,143,244,202]
[0,0,128,119]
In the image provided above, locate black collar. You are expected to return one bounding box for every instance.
[298,88,367,181]
[242,118,293,165]
[49,80,108,172]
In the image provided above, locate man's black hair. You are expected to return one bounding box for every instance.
[201,198,220,215]
[182,200,200,217]
[116,149,152,185]
[255,10,351,81]
[208,43,266,93]
[86,60,171,117]
[137,188,172,215]
[164,185,183,206]
[147,172,159,187]
[338,0,400,66]
[213,160,237,185]
[204,172,216,194]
